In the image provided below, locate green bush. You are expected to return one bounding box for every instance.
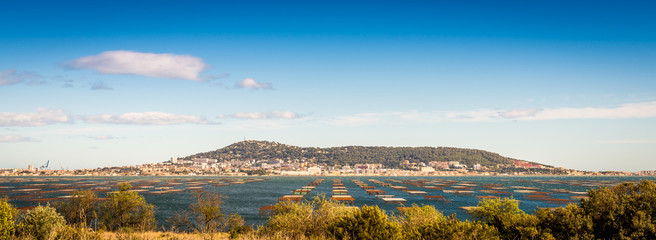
[535,204,593,240]
[395,204,446,239]
[56,224,100,240]
[582,179,656,239]
[226,213,251,239]
[470,198,551,240]
[394,204,499,240]
[0,198,15,240]
[260,195,356,239]
[55,190,98,228]
[415,216,500,240]
[330,205,401,240]
[16,204,66,240]
[169,189,227,233]
[98,182,155,231]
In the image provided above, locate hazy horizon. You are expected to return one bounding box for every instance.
[1,1,655,172]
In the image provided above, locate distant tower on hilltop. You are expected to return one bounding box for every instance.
[171,157,178,164]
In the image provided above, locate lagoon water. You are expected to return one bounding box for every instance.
[2,175,655,229]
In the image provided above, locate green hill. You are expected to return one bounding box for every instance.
[184,140,542,169]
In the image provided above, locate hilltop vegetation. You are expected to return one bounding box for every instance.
[184,140,535,168]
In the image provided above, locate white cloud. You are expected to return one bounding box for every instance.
[231,112,268,119]
[0,108,71,127]
[81,112,208,125]
[66,50,208,81]
[235,78,272,90]
[220,111,299,120]
[445,109,500,122]
[329,114,383,126]
[327,101,656,125]
[517,101,656,120]
[498,108,542,119]
[0,135,38,143]
[453,101,656,121]
[270,111,298,119]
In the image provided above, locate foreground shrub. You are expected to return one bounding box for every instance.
[470,198,551,240]
[16,204,66,240]
[330,205,401,240]
[535,204,593,240]
[260,195,356,239]
[0,198,15,240]
[56,224,101,240]
[395,204,499,240]
[169,189,227,233]
[55,190,98,228]
[395,204,446,239]
[582,179,656,239]
[226,213,251,239]
[415,215,500,240]
[98,182,155,231]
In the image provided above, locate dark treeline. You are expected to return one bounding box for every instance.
[185,140,526,168]
[2,180,655,239]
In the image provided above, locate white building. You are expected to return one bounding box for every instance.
[308,166,322,175]
[420,166,436,172]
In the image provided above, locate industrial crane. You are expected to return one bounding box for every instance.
[40,160,49,169]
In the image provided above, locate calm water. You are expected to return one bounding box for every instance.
[2,175,655,229]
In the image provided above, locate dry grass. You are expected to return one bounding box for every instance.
[98,231,232,240]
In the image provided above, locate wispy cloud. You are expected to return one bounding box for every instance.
[219,111,299,120]
[498,108,542,119]
[90,81,114,91]
[445,101,656,122]
[0,69,40,86]
[81,112,208,125]
[62,81,75,88]
[0,135,39,143]
[88,135,115,140]
[0,108,71,127]
[509,101,656,120]
[328,113,386,126]
[328,101,656,126]
[235,78,272,90]
[65,50,208,81]
[602,139,656,144]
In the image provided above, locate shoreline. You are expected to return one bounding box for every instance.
[0,173,649,177]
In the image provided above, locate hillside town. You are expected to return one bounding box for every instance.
[1,157,652,177]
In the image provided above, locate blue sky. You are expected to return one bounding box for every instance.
[1,0,655,171]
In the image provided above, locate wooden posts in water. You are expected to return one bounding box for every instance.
[382,197,406,204]
[406,190,427,195]
[424,195,446,200]
[332,195,355,203]
[259,205,276,215]
[278,195,304,202]
[331,179,354,203]
[333,189,349,195]
[366,189,386,195]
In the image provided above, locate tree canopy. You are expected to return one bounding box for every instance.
[185,140,528,168]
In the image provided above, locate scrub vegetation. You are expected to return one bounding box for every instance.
[0,180,655,239]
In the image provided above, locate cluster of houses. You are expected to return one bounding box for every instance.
[8,155,651,176]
